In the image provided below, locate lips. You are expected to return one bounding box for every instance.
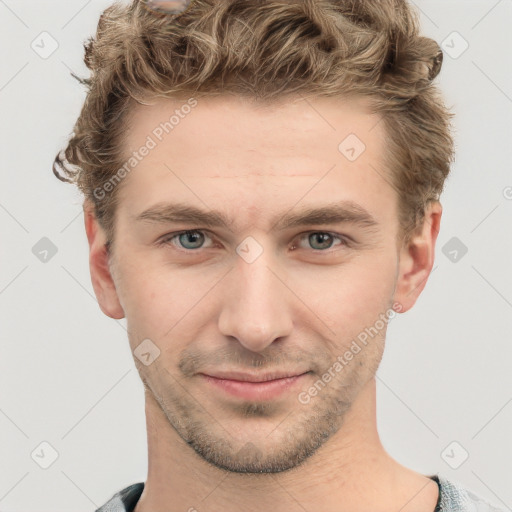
[200,370,309,382]
[199,371,311,401]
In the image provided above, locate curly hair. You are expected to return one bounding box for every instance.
[53,0,454,248]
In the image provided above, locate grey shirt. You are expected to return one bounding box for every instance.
[95,474,508,512]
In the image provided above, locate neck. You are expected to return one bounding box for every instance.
[134,378,438,512]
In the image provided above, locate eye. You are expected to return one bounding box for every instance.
[157,230,213,250]
[292,232,349,252]
[156,230,350,253]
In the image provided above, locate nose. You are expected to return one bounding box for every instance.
[217,249,293,353]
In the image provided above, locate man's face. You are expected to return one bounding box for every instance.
[109,95,403,473]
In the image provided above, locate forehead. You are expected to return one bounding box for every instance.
[117,94,397,231]
[125,94,378,165]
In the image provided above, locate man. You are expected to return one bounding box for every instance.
[53,0,506,511]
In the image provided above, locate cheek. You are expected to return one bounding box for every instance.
[294,251,397,335]
[114,238,398,344]
[112,256,172,333]
[115,257,215,341]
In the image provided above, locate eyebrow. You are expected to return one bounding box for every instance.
[133,201,380,232]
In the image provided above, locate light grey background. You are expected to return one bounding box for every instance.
[1,1,511,510]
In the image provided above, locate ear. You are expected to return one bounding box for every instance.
[393,201,442,313]
[83,200,125,319]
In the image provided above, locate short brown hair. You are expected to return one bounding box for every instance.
[53,0,454,248]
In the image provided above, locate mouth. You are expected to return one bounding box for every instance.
[199,371,311,401]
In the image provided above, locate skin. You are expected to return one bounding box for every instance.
[84,94,442,512]
[145,0,190,14]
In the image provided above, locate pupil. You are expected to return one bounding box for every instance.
[181,231,203,248]
[311,233,332,249]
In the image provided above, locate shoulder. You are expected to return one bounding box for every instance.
[95,482,145,512]
[436,474,508,512]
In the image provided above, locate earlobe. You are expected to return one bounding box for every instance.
[393,201,442,313]
[83,201,125,320]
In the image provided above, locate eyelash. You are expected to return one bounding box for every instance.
[156,229,351,253]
